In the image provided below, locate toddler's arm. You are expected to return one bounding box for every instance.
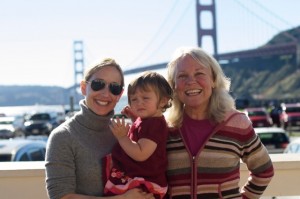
[110,117,157,162]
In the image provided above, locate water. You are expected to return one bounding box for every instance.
[0,104,66,117]
[0,68,168,116]
[115,96,128,114]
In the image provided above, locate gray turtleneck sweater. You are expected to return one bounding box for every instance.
[45,100,117,199]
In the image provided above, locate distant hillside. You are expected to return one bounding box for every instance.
[224,61,300,100]
[0,85,83,106]
[222,26,300,102]
[264,25,300,46]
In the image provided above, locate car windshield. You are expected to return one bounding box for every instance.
[29,114,50,120]
[248,111,266,116]
[285,107,300,113]
[258,133,289,144]
[0,120,13,125]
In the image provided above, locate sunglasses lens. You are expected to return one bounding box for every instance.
[109,83,123,95]
[90,80,122,95]
[91,80,105,91]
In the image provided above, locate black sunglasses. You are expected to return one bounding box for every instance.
[86,79,123,96]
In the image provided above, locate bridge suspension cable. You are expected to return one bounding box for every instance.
[233,0,297,42]
[126,1,193,68]
[251,0,294,28]
[233,0,283,32]
[129,0,193,68]
[126,0,180,68]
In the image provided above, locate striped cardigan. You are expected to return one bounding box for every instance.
[166,112,274,199]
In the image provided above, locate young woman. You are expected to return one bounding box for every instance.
[45,58,155,199]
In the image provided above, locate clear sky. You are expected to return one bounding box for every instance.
[0,0,299,88]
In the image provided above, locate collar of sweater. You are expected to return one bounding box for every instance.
[74,99,115,131]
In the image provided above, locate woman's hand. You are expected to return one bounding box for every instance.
[61,188,155,199]
[120,188,155,199]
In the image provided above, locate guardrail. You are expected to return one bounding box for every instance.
[0,154,300,199]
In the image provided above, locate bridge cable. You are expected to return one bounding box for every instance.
[251,0,294,28]
[251,0,299,42]
[135,0,193,67]
[233,0,297,42]
[126,0,180,68]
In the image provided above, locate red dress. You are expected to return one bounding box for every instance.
[104,116,168,199]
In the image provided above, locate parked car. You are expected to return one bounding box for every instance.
[0,116,25,139]
[254,127,290,154]
[0,139,46,161]
[23,112,59,136]
[245,107,273,127]
[284,138,300,154]
[281,103,300,129]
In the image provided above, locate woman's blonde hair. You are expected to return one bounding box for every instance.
[84,58,124,87]
[167,47,235,128]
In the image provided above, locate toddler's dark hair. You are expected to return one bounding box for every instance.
[127,71,173,112]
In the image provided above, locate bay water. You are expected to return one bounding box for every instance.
[0,68,167,116]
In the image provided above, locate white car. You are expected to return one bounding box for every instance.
[0,139,46,161]
[254,127,290,154]
[284,138,300,154]
[0,116,25,139]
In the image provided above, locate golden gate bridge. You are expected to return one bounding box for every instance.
[72,0,299,88]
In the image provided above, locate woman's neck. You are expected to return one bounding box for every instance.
[184,106,208,120]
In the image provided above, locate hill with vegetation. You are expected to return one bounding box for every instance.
[222,26,300,102]
[0,85,83,106]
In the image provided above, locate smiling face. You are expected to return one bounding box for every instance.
[81,66,123,116]
[174,54,215,115]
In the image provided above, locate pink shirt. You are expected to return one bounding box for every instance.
[181,113,216,156]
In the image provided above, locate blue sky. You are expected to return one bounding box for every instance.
[0,0,299,88]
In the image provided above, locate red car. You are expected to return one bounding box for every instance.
[245,107,273,128]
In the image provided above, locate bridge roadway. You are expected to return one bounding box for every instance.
[124,42,299,75]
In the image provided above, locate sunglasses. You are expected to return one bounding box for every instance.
[86,79,123,96]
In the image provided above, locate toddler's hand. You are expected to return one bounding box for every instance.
[109,116,130,140]
[121,106,137,122]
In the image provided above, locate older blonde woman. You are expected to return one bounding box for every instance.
[165,47,274,199]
